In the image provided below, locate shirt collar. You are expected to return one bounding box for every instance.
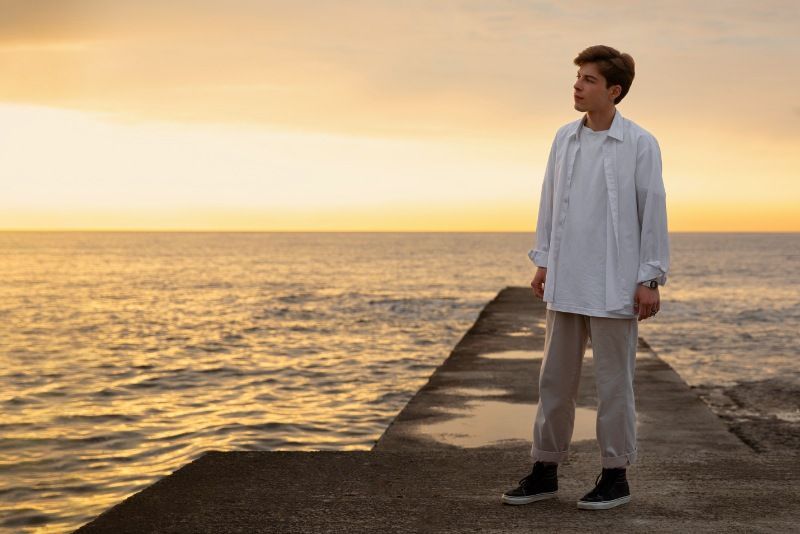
[572,107,624,142]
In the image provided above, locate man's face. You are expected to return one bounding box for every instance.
[573,62,620,113]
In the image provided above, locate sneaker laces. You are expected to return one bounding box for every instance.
[583,472,607,498]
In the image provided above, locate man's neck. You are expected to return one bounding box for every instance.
[584,106,616,131]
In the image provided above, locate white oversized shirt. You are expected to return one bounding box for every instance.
[550,124,633,318]
[528,108,670,316]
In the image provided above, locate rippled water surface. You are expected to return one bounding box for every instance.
[1,232,798,532]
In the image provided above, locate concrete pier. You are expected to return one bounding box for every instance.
[76,287,800,533]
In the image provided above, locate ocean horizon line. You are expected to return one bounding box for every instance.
[2,229,799,234]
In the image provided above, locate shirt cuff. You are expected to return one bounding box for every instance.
[637,261,667,286]
[528,248,549,268]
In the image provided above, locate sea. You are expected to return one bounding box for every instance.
[1,231,798,532]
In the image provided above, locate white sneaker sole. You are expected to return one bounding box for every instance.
[501,491,558,505]
[577,495,631,510]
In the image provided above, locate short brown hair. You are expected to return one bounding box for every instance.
[573,45,635,104]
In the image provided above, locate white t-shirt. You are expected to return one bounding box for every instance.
[547,124,635,319]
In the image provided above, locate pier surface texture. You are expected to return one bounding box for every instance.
[77,287,799,533]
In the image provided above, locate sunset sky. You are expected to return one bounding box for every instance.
[1,0,798,231]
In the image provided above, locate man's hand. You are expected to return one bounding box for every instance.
[531,267,547,299]
[633,285,660,321]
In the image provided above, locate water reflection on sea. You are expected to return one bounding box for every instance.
[0,232,797,532]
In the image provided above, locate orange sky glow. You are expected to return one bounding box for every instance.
[1,1,798,231]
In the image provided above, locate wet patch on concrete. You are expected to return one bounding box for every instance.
[439,387,511,397]
[480,347,649,360]
[410,398,598,448]
[479,349,547,360]
[478,348,643,361]
[504,320,546,337]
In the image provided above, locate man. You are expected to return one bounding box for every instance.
[501,45,669,510]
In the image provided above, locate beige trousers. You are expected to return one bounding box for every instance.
[531,308,638,468]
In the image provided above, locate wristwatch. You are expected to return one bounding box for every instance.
[639,279,658,289]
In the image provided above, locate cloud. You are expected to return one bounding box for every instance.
[0,1,798,139]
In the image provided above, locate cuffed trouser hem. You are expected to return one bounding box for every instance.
[601,448,638,468]
[530,446,569,464]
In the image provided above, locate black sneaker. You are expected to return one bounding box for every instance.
[577,467,631,510]
[501,462,558,505]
